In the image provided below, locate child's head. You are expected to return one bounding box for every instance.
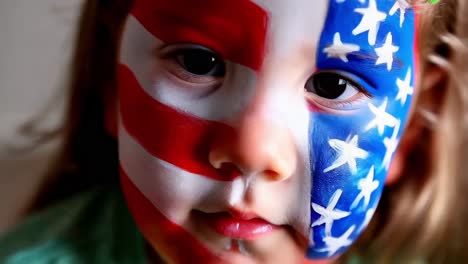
[35,0,466,263]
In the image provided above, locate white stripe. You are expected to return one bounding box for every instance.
[120,15,257,122]
[119,120,234,224]
[247,0,329,240]
[117,0,333,240]
[252,0,328,58]
[118,121,311,238]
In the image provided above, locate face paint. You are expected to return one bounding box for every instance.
[307,0,417,258]
[117,0,417,262]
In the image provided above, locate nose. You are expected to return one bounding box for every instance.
[208,97,297,181]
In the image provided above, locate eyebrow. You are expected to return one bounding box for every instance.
[350,51,379,63]
[131,0,268,71]
[349,50,404,71]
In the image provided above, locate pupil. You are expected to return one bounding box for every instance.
[182,49,223,76]
[312,73,347,99]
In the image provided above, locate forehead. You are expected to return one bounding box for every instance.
[132,0,328,46]
[131,0,414,71]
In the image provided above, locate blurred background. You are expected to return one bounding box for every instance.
[0,0,83,233]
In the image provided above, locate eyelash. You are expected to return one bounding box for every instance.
[159,45,373,112]
[160,44,226,86]
[304,70,373,112]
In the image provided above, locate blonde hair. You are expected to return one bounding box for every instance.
[22,0,468,262]
[344,0,468,262]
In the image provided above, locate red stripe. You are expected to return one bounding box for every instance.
[118,64,238,181]
[120,167,222,263]
[131,0,268,71]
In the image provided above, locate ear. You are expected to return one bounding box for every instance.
[105,93,118,139]
[385,63,446,186]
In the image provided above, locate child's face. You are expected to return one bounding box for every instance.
[116,0,417,262]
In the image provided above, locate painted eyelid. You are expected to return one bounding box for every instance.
[159,44,227,85]
[305,70,373,112]
[164,44,226,72]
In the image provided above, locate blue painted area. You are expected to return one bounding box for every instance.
[307,0,416,258]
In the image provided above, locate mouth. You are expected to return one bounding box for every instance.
[193,210,281,241]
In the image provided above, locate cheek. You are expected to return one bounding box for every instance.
[307,99,411,257]
[117,65,229,263]
[306,0,418,258]
[120,168,221,263]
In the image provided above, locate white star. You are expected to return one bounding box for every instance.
[383,137,398,170]
[359,207,376,232]
[352,0,387,46]
[311,189,351,235]
[323,135,369,174]
[350,166,380,209]
[323,33,360,62]
[389,0,410,27]
[375,32,399,71]
[365,98,398,136]
[396,68,413,105]
[316,225,356,257]
[382,120,401,170]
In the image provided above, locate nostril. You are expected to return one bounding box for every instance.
[264,169,282,181]
[218,162,243,180]
[208,150,225,169]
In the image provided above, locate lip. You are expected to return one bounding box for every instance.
[197,211,280,240]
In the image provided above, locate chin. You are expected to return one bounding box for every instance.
[158,234,306,264]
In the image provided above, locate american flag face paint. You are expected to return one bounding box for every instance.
[117,0,417,261]
[309,0,417,258]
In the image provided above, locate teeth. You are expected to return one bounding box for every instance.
[223,239,250,256]
[237,240,249,256]
[224,239,232,251]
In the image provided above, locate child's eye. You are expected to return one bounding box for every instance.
[175,47,226,77]
[305,72,359,100]
[304,71,370,111]
[160,44,226,87]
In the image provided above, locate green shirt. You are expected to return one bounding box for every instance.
[0,186,374,264]
[0,185,145,264]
